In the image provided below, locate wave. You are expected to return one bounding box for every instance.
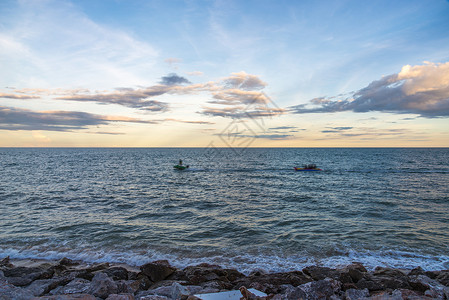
[1,245,448,274]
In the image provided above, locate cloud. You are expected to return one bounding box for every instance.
[163,118,215,125]
[0,106,157,132]
[209,89,270,105]
[222,71,267,90]
[55,87,170,111]
[290,62,449,118]
[321,126,353,133]
[3,71,279,120]
[160,73,191,86]
[186,71,203,76]
[215,131,293,140]
[201,106,285,119]
[1,0,158,87]
[269,126,298,130]
[0,92,40,99]
[164,58,182,67]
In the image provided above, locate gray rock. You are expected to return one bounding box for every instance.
[345,288,369,300]
[50,278,91,295]
[33,294,97,299]
[138,296,169,300]
[0,276,35,299]
[171,282,190,299]
[141,261,176,283]
[105,294,135,300]
[26,279,62,296]
[5,276,33,287]
[104,267,130,281]
[283,286,307,300]
[299,278,341,300]
[87,272,118,299]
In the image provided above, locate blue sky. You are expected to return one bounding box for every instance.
[1,0,448,146]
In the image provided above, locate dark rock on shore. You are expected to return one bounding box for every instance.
[1,257,449,299]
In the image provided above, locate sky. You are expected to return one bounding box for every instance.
[1,0,449,147]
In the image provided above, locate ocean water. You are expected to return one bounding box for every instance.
[0,147,448,273]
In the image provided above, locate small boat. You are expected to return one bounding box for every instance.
[294,164,322,171]
[174,165,189,170]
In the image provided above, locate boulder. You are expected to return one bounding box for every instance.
[0,256,14,268]
[408,266,425,276]
[26,278,64,296]
[50,278,91,295]
[373,267,406,277]
[0,275,35,299]
[298,278,341,299]
[139,296,169,300]
[182,264,229,285]
[87,272,118,299]
[435,270,449,286]
[355,278,383,291]
[6,275,34,286]
[141,261,177,283]
[345,288,369,300]
[105,294,135,300]
[34,294,97,299]
[104,267,130,281]
[233,271,311,294]
[59,257,80,266]
[302,266,339,281]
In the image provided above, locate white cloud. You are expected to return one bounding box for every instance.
[1,0,158,88]
[290,62,449,117]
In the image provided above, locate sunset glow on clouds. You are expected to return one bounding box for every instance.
[1,0,448,147]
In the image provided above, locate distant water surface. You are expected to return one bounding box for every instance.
[0,148,448,273]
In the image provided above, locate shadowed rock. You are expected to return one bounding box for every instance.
[87,272,118,299]
[140,260,176,283]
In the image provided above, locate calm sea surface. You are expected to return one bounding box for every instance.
[0,148,448,273]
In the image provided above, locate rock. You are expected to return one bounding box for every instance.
[0,275,35,299]
[407,275,430,292]
[302,266,340,281]
[373,267,406,277]
[298,278,341,299]
[34,294,97,299]
[3,265,51,281]
[5,275,33,287]
[0,256,14,268]
[141,261,177,283]
[435,270,449,286]
[105,294,135,300]
[345,288,369,300]
[282,286,307,299]
[171,282,190,299]
[139,296,169,300]
[104,267,129,281]
[115,280,141,294]
[408,266,425,276]
[182,264,228,285]
[87,272,118,299]
[233,271,311,294]
[356,278,383,291]
[26,278,64,296]
[59,257,80,266]
[347,268,364,283]
[50,278,91,295]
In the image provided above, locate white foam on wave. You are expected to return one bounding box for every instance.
[1,245,448,274]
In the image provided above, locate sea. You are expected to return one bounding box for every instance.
[0,147,448,274]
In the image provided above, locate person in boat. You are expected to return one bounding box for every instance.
[179,159,183,166]
[304,164,317,169]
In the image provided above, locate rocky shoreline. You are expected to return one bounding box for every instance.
[1,256,448,299]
